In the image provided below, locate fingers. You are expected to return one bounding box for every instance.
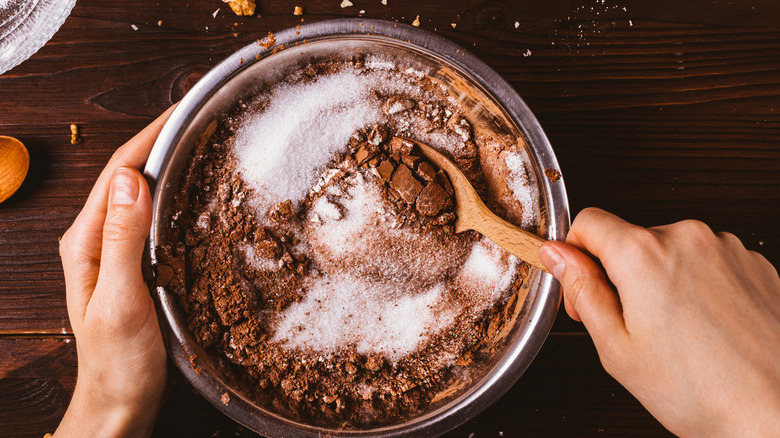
[540,241,628,345]
[565,208,645,269]
[60,106,174,322]
[91,167,153,320]
[69,105,176,250]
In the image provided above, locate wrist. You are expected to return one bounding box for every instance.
[55,377,161,438]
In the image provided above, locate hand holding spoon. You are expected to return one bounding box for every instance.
[0,136,29,204]
[401,137,549,273]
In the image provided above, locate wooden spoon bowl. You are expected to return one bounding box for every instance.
[0,135,30,204]
[401,137,549,273]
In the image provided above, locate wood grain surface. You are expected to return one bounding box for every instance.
[1,0,778,436]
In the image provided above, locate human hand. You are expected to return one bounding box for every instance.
[56,107,175,437]
[539,208,780,437]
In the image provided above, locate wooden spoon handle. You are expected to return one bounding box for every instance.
[468,209,549,273]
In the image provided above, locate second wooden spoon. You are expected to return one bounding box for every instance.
[401,137,549,273]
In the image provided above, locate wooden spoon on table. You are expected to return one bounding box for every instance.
[400,137,549,273]
[0,136,30,204]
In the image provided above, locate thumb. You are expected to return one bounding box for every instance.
[98,167,152,291]
[539,241,628,342]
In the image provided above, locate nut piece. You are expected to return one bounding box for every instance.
[221,392,230,405]
[293,6,303,15]
[416,183,449,217]
[223,0,256,16]
[70,123,81,144]
[390,165,423,204]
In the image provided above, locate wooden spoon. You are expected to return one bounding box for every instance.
[0,135,30,204]
[401,137,549,273]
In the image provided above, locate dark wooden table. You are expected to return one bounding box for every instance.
[1,1,778,436]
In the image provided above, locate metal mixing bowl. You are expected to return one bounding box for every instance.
[145,18,569,437]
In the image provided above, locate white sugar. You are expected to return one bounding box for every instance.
[273,274,456,363]
[458,240,518,302]
[229,62,539,362]
[306,174,389,255]
[233,71,383,206]
[312,196,343,221]
[273,175,515,362]
[503,149,539,228]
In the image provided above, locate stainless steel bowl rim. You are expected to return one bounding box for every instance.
[145,18,570,438]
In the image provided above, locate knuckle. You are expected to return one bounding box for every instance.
[564,271,590,308]
[573,207,604,227]
[102,217,143,242]
[622,227,663,262]
[716,231,744,249]
[676,219,715,242]
[751,251,779,276]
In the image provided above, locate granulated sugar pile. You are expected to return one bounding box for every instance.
[229,62,537,363]
[233,71,383,204]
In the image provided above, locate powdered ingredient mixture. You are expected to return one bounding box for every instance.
[155,56,539,428]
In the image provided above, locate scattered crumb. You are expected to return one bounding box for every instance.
[130,24,138,31]
[514,21,520,28]
[340,0,353,8]
[258,32,276,50]
[381,0,387,4]
[467,434,474,438]
[450,22,456,28]
[70,123,82,144]
[189,354,203,374]
[294,6,303,15]
[157,20,163,26]
[759,241,765,246]
[223,0,256,16]
[359,9,365,14]
[544,167,561,182]
[412,15,420,27]
[629,19,633,26]
[221,392,231,405]
[523,49,532,57]
[212,8,220,18]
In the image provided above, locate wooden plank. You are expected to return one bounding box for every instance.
[0,337,77,436]
[0,335,670,437]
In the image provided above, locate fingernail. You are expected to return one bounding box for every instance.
[539,245,565,279]
[111,168,139,205]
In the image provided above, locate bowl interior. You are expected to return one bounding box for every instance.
[148,23,565,438]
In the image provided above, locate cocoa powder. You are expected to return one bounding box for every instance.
[154,58,536,429]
